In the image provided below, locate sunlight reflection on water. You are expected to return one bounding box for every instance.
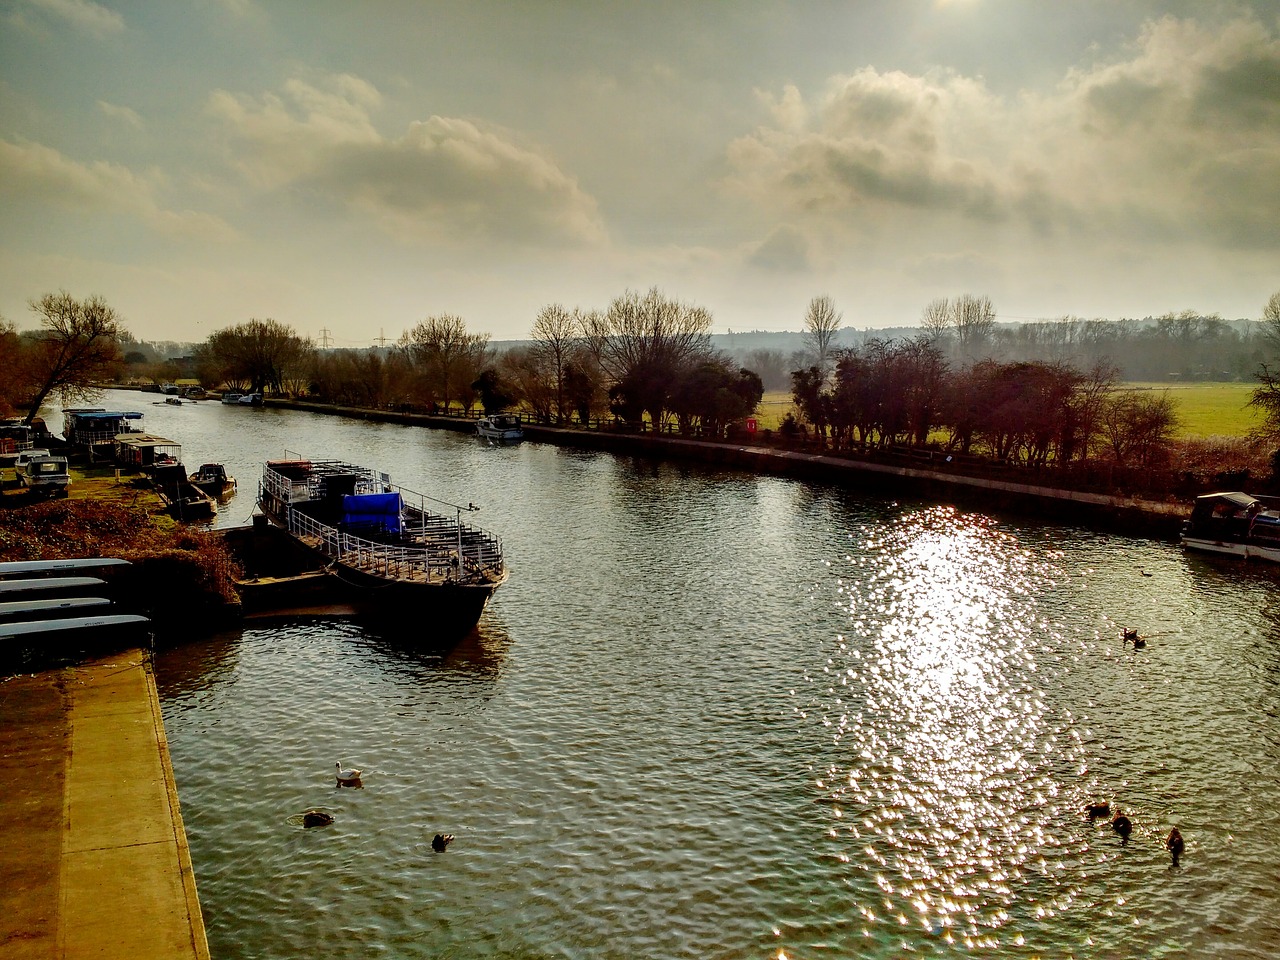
[137,394,1280,959]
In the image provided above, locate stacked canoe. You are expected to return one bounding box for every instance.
[0,558,151,669]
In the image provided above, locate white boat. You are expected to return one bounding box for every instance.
[1180,491,1280,564]
[256,456,507,635]
[220,392,242,404]
[476,414,524,444]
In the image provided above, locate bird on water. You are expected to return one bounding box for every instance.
[431,833,454,852]
[1167,827,1185,866]
[335,761,362,786]
[1112,813,1133,840]
[1085,801,1111,819]
[302,810,334,828]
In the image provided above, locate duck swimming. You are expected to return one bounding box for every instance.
[302,810,334,828]
[1112,814,1132,840]
[431,833,454,852]
[1085,801,1111,819]
[1167,827,1185,866]
[335,762,362,786]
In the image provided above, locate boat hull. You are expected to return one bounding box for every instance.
[1181,535,1280,564]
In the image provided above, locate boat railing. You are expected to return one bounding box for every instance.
[277,493,503,585]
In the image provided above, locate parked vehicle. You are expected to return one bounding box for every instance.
[16,453,72,497]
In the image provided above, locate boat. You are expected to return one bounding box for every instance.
[220,392,242,404]
[255,456,507,634]
[151,462,217,521]
[238,392,263,406]
[1180,491,1280,564]
[476,414,524,444]
[188,462,236,497]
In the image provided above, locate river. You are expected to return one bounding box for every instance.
[87,391,1280,958]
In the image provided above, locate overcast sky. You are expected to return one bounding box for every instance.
[2,1,1278,345]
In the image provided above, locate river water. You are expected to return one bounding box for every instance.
[93,392,1280,958]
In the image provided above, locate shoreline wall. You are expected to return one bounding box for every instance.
[263,398,1189,540]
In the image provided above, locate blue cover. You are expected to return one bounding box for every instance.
[341,492,402,534]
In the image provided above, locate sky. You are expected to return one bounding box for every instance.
[2,1,1278,347]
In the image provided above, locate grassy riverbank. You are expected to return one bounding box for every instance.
[0,472,242,631]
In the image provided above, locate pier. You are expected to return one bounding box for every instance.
[0,649,209,959]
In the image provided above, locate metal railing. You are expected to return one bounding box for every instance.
[261,459,505,586]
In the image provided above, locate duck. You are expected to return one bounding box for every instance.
[335,761,362,786]
[302,810,334,828]
[1085,801,1111,820]
[431,833,454,852]
[1121,628,1139,644]
[1167,827,1185,866]
[1111,813,1132,840]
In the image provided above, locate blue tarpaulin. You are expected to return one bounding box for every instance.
[341,492,402,534]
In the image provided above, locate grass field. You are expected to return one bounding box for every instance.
[753,382,1264,438]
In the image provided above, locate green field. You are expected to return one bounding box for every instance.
[1125,382,1261,438]
[753,382,1263,438]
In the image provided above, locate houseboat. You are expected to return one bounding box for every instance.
[63,409,143,459]
[1181,491,1280,564]
[255,456,507,635]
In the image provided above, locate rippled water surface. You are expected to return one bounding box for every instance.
[127,393,1280,958]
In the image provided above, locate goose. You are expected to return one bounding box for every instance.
[431,833,454,852]
[302,810,334,828]
[1111,814,1132,840]
[335,762,362,786]
[1167,827,1185,866]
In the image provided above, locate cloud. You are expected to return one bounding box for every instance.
[726,13,1280,249]
[0,138,235,241]
[748,225,811,272]
[208,74,606,247]
[20,0,123,35]
[97,100,143,129]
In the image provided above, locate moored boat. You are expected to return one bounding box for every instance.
[476,414,524,444]
[1181,491,1280,564]
[189,462,236,497]
[255,456,507,635]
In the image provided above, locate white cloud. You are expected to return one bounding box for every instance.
[208,74,607,247]
[0,138,236,241]
[726,13,1280,250]
[97,100,143,129]
[21,0,123,35]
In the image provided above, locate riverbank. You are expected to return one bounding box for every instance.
[263,398,1192,538]
[0,648,209,959]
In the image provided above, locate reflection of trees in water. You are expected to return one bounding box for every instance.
[154,630,242,701]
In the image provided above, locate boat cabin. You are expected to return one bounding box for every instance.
[114,433,181,470]
[63,409,143,452]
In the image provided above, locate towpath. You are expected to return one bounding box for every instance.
[0,649,209,959]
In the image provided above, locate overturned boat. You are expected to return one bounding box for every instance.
[255,456,507,635]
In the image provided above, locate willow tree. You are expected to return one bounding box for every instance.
[17,292,126,423]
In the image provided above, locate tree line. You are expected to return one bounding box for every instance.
[4,289,1280,476]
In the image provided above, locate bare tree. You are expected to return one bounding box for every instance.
[530,303,581,423]
[581,287,714,425]
[919,297,951,343]
[19,292,126,423]
[1262,290,1280,353]
[193,318,313,395]
[951,293,996,361]
[802,295,842,375]
[400,314,490,413]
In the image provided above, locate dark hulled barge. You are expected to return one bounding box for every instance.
[255,457,507,635]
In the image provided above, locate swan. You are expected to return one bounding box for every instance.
[1167,827,1185,866]
[335,761,362,786]
[431,833,454,852]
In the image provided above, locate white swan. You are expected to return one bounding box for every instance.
[335,761,362,785]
